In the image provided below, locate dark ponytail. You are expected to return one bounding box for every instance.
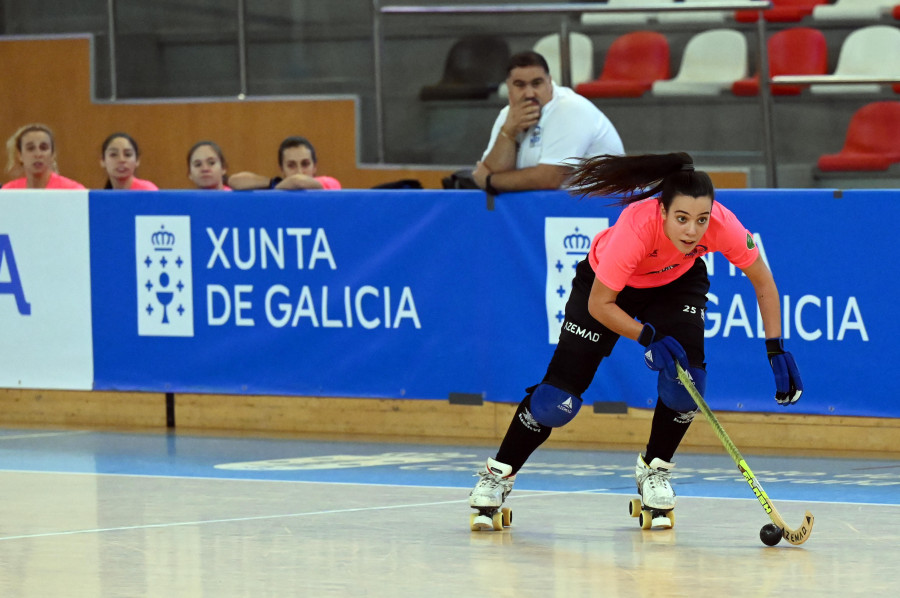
[569,152,714,209]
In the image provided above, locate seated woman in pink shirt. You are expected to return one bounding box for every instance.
[2,123,86,190]
[100,132,159,190]
[229,136,342,191]
[187,140,231,190]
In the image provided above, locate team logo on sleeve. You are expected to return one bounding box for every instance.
[747,233,756,249]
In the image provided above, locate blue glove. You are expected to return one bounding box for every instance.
[638,323,689,379]
[766,338,803,406]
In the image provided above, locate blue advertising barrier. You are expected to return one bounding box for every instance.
[82,189,891,417]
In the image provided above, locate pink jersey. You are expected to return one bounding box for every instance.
[589,198,759,290]
[1,172,86,190]
[127,177,159,190]
[316,175,342,190]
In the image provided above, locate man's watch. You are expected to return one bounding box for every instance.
[485,174,500,196]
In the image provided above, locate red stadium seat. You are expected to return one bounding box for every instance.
[735,0,828,22]
[576,31,669,98]
[732,27,827,96]
[817,102,900,171]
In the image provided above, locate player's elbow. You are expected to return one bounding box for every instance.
[587,295,608,324]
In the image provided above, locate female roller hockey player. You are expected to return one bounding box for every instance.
[469,152,803,531]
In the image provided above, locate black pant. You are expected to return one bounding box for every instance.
[495,258,711,472]
[543,257,710,396]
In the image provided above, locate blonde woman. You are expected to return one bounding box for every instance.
[2,123,85,189]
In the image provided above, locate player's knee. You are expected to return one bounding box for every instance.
[658,366,706,413]
[529,383,583,428]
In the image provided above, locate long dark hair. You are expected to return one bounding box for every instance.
[569,152,715,209]
[101,132,141,190]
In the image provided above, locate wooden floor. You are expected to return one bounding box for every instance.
[1,473,890,597]
[0,428,897,597]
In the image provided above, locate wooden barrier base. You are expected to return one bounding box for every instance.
[0,388,164,428]
[2,388,899,458]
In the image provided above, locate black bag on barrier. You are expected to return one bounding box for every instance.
[441,169,480,190]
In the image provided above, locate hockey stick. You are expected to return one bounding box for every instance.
[675,364,814,545]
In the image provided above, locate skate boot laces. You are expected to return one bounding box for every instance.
[642,467,672,495]
[473,469,515,498]
[636,456,675,500]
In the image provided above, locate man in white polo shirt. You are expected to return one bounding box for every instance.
[473,51,624,194]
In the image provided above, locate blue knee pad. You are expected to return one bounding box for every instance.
[530,383,583,428]
[658,367,706,413]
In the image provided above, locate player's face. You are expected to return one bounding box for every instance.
[101,137,140,183]
[18,130,54,177]
[661,194,712,254]
[188,145,226,189]
[507,65,552,110]
[280,145,317,178]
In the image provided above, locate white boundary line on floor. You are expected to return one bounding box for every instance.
[0,490,575,542]
[0,431,91,441]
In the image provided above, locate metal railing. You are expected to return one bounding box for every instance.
[772,75,900,85]
[103,2,794,185]
[374,2,777,185]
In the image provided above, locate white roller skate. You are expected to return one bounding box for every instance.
[469,457,515,531]
[628,454,676,530]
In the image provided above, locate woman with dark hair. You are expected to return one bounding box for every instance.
[228,136,342,191]
[100,132,158,190]
[468,152,803,531]
[187,141,230,190]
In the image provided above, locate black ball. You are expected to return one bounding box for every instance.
[760,523,783,546]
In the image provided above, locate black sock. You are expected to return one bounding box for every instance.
[495,393,552,474]
[644,398,694,464]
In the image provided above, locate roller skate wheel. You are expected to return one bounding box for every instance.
[629,498,642,518]
[650,513,674,529]
[501,507,513,527]
[491,510,504,531]
[639,510,653,530]
[470,512,494,532]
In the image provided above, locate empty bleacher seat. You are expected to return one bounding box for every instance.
[817,101,900,170]
[735,0,828,22]
[813,0,897,20]
[652,29,748,96]
[534,32,594,88]
[419,36,510,101]
[576,31,670,98]
[732,27,828,96]
[809,25,900,94]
